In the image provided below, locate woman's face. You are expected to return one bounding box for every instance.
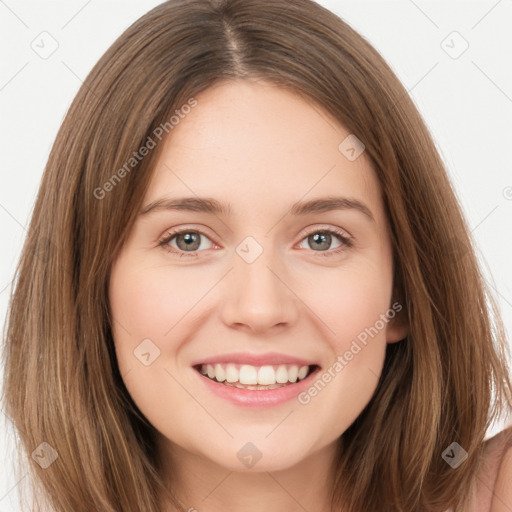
[108,78,408,473]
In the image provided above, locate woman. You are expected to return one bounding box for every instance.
[2,0,511,511]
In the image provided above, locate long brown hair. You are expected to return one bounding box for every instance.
[2,0,511,510]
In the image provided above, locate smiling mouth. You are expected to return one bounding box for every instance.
[193,363,319,390]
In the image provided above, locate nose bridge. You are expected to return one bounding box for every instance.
[219,234,296,331]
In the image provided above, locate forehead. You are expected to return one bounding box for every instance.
[144,79,384,224]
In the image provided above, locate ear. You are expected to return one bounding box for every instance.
[386,305,408,343]
[386,278,408,343]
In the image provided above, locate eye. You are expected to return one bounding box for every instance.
[158,228,215,258]
[296,226,353,257]
[157,225,353,258]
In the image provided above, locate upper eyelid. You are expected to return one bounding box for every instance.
[297,224,351,239]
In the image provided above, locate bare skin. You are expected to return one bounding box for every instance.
[108,78,408,512]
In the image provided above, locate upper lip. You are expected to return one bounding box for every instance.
[191,352,319,368]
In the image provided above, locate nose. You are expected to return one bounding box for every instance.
[218,245,299,334]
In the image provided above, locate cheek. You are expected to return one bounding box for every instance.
[295,261,393,353]
[108,257,206,435]
[293,264,393,433]
[108,255,221,383]
[108,257,210,350]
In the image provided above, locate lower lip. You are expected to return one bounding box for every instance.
[194,367,320,408]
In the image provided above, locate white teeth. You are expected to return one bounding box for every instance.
[276,365,289,383]
[199,363,311,385]
[214,363,226,382]
[225,364,239,383]
[239,365,258,385]
[257,365,276,385]
[297,365,308,380]
[288,366,298,383]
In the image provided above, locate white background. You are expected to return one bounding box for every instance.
[1,1,512,510]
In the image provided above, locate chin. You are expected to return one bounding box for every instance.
[202,434,316,473]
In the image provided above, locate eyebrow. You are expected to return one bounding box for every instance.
[139,195,375,222]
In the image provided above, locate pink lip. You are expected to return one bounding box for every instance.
[193,365,321,408]
[190,351,317,367]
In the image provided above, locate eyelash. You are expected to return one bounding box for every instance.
[157,226,353,258]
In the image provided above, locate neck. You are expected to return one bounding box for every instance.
[156,437,338,512]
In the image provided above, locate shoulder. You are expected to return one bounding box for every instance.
[489,426,512,511]
[475,426,512,512]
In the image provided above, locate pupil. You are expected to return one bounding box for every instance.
[310,233,330,250]
[178,232,200,251]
